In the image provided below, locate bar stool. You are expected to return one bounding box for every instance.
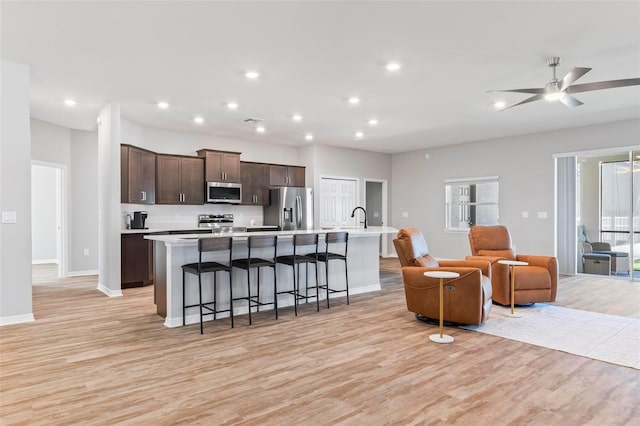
[232,235,278,325]
[182,237,234,334]
[306,232,349,308]
[275,233,319,315]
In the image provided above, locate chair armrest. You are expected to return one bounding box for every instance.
[516,254,558,301]
[465,255,505,265]
[439,259,491,279]
[591,242,611,251]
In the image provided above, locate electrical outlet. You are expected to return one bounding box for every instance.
[83,249,90,256]
[402,212,409,218]
[522,211,529,218]
[537,211,548,219]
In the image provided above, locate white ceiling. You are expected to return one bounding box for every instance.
[2,1,639,154]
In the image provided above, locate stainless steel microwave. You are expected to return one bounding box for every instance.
[206,182,242,204]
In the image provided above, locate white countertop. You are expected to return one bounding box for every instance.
[144,226,398,244]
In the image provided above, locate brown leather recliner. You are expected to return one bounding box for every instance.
[393,228,492,325]
[466,225,558,305]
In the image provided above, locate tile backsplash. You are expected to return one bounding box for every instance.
[121,203,264,229]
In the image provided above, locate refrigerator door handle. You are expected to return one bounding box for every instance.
[296,195,302,228]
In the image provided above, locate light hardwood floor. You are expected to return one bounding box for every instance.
[1,260,638,425]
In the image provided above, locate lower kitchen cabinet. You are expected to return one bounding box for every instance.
[121,234,153,288]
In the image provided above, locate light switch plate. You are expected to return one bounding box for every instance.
[1,211,17,224]
[537,211,548,219]
[522,211,529,218]
[402,212,409,218]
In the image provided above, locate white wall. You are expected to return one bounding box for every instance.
[31,164,58,263]
[70,129,99,273]
[0,61,33,324]
[391,119,640,260]
[300,144,394,253]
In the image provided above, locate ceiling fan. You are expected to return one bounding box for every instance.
[490,57,640,110]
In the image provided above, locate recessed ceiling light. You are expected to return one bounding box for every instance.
[348,97,361,105]
[493,101,506,109]
[227,102,239,110]
[64,98,76,107]
[292,114,303,122]
[386,62,402,72]
[368,118,379,126]
[355,131,364,139]
[256,125,266,134]
[304,133,314,141]
[245,70,260,80]
[193,116,204,124]
[157,101,170,110]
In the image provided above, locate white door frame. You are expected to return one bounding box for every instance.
[31,160,68,278]
[364,178,389,256]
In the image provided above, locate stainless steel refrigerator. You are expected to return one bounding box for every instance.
[263,187,314,230]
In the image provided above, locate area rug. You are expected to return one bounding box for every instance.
[461,304,639,369]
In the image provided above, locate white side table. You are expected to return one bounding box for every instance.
[423,271,460,344]
[498,260,529,318]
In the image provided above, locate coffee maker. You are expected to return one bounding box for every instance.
[130,211,148,229]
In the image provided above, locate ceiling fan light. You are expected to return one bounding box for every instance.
[544,92,565,102]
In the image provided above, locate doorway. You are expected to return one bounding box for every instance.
[31,161,67,280]
[556,148,638,280]
[364,179,389,256]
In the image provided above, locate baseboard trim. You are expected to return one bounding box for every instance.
[68,269,98,277]
[97,283,123,297]
[32,259,58,265]
[163,283,382,328]
[0,313,35,326]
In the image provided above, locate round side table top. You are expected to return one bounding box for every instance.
[424,271,460,279]
[498,260,529,266]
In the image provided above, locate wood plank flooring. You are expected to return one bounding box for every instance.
[0,260,638,425]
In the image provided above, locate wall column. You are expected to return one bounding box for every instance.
[0,61,34,325]
[97,103,122,296]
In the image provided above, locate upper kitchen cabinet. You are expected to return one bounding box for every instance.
[241,161,270,205]
[197,149,241,183]
[269,165,305,187]
[156,154,204,205]
[121,144,156,204]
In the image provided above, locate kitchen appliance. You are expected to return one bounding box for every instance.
[131,211,148,229]
[206,182,242,204]
[198,213,240,233]
[263,187,313,231]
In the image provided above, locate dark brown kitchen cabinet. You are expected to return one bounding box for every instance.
[121,233,153,288]
[156,154,204,205]
[121,144,156,204]
[197,149,241,183]
[269,165,305,187]
[241,162,270,205]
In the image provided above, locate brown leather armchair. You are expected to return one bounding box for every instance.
[393,228,492,325]
[467,225,558,305]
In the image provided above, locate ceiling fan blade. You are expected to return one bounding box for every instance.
[488,88,545,95]
[558,67,592,91]
[560,94,583,108]
[566,78,640,94]
[501,94,544,111]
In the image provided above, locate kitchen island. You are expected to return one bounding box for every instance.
[146,227,397,328]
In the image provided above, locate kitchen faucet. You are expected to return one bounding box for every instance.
[351,206,368,229]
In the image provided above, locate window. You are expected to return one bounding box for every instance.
[445,176,499,231]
